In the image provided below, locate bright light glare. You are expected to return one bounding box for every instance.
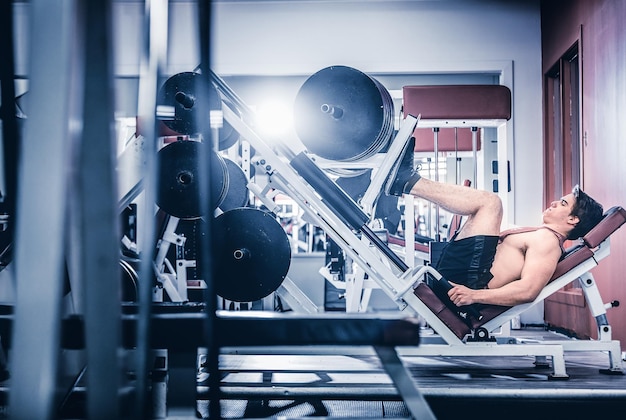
[255,101,293,137]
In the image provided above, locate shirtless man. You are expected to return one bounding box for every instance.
[385,138,604,310]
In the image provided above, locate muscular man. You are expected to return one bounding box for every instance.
[385,138,604,310]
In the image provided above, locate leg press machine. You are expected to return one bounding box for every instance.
[210,71,624,379]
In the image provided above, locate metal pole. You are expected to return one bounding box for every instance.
[135,0,169,417]
[472,126,478,188]
[0,0,19,254]
[9,1,77,418]
[455,127,460,185]
[197,1,222,418]
[80,1,122,417]
[433,128,440,242]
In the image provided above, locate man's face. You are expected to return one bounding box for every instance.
[543,193,578,225]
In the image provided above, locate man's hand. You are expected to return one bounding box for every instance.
[447,282,476,307]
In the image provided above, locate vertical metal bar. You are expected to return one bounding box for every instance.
[472,126,478,188]
[79,0,122,418]
[9,1,77,418]
[0,0,19,388]
[454,127,460,185]
[135,0,169,417]
[197,1,221,418]
[432,127,440,241]
[404,195,415,266]
[0,0,19,246]
[426,158,432,239]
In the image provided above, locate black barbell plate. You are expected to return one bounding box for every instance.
[293,65,393,161]
[157,140,228,219]
[218,158,250,212]
[214,208,291,302]
[157,72,222,135]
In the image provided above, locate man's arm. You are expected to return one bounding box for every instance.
[448,232,563,307]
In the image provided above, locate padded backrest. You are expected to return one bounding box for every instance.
[549,246,594,281]
[403,85,512,121]
[550,206,626,281]
[583,206,626,248]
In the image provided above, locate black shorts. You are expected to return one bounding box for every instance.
[425,235,499,321]
[433,235,499,289]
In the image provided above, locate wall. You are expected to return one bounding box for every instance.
[541,0,626,347]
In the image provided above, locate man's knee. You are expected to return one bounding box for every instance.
[482,192,503,218]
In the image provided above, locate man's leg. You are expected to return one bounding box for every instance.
[385,139,502,239]
[407,178,502,239]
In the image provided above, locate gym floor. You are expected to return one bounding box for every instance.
[9,326,624,419]
[195,326,626,419]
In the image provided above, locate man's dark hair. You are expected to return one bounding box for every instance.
[568,185,604,240]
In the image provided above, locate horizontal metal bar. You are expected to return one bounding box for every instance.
[0,310,421,351]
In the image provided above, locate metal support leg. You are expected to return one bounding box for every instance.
[374,346,436,420]
[154,216,187,302]
[404,195,415,265]
[275,277,320,314]
[150,350,169,419]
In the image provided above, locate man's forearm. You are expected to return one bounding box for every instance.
[471,284,536,306]
[448,281,539,307]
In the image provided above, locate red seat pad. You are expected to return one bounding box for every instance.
[403,85,511,121]
[414,283,472,339]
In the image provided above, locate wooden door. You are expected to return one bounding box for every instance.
[543,39,596,338]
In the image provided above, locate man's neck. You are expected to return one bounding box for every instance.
[541,223,570,239]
